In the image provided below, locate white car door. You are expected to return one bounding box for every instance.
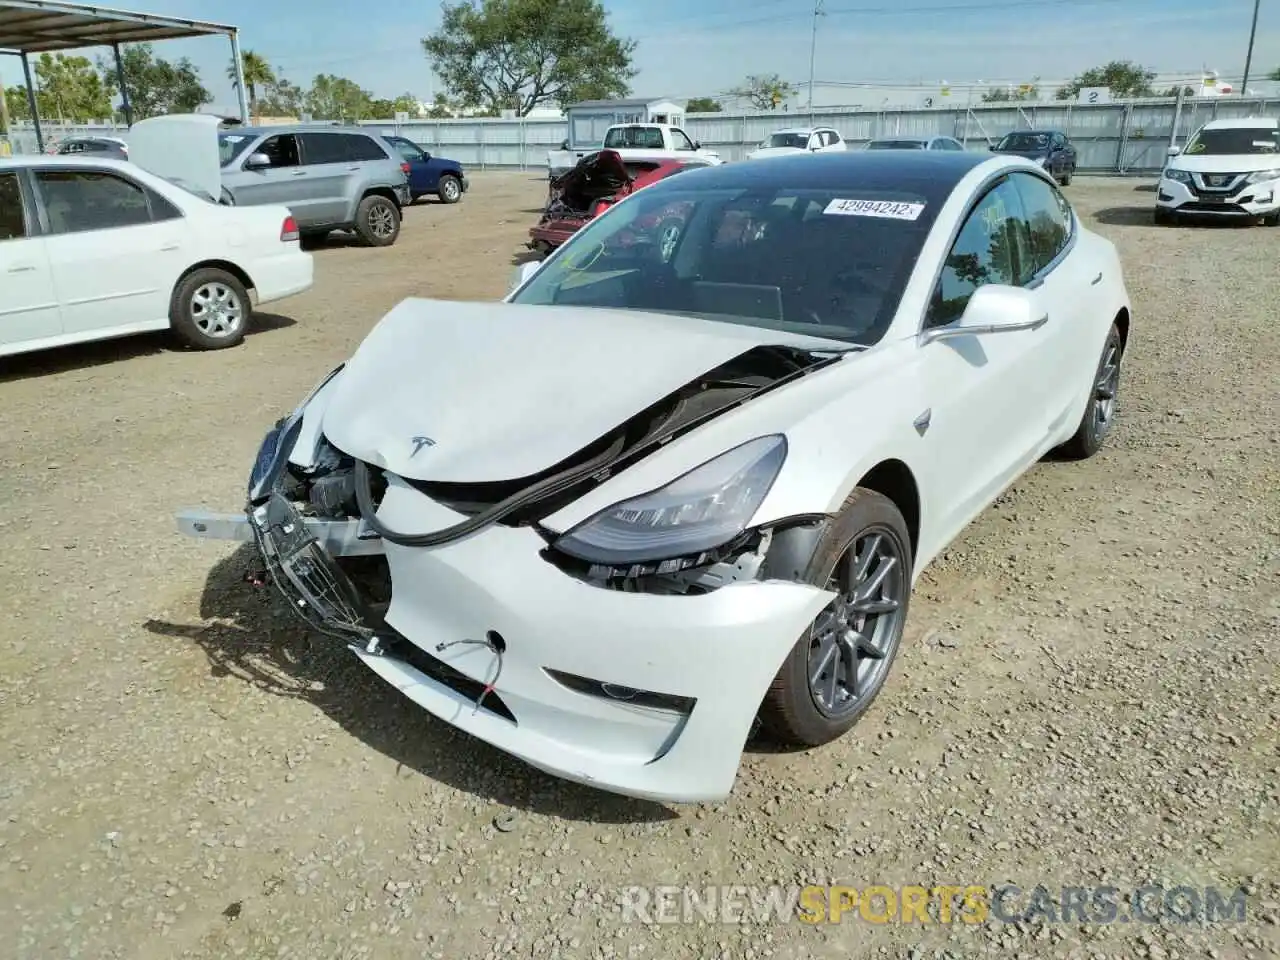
[1007,171,1098,436]
[32,166,187,337]
[0,168,62,352]
[911,176,1058,558]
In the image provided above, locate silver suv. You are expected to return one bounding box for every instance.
[218,125,411,246]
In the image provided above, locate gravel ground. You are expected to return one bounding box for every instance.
[0,173,1276,960]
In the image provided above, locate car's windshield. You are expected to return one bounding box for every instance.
[603,126,665,149]
[218,132,254,166]
[510,181,935,345]
[767,133,809,149]
[996,132,1050,152]
[1183,127,1280,156]
[163,177,217,203]
[867,140,925,150]
[387,137,423,161]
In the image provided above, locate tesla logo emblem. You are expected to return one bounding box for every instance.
[410,436,435,456]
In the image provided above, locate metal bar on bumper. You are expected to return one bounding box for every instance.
[175,509,384,557]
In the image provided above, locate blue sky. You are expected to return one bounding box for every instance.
[3,0,1277,104]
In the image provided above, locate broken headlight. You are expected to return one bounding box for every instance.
[553,435,786,565]
[247,364,345,502]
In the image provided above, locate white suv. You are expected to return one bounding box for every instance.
[1156,117,1280,225]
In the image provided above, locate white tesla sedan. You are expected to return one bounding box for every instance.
[177,150,1131,803]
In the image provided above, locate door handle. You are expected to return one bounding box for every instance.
[160,243,180,251]
[1091,272,1102,285]
[291,170,307,177]
[7,264,35,273]
[348,166,361,171]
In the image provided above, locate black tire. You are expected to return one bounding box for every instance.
[1263,211,1280,226]
[1058,167,1072,187]
[437,174,463,204]
[1056,322,1123,460]
[169,267,250,350]
[758,488,913,747]
[354,194,401,246]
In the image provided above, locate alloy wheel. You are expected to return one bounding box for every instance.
[441,179,461,202]
[806,528,907,718]
[190,282,244,338]
[1093,338,1121,437]
[369,204,396,239]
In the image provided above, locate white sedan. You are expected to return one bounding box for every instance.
[177,150,1131,803]
[747,127,847,160]
[0,155,312,359]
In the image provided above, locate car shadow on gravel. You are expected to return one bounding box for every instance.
[0,313,297,384]
[143,543,679,825]
[1094,206,1263,228]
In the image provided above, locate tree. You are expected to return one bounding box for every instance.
[227,49,275,115]
[98,43,211,120]
[728,73,796,111]
[304,73,374,120]
[686,97,722,113]
[257,75,304,117]
[422,0,636,116]
[371,92,422,117]
[1269,67,1280,81]
[982,81,1039,103]
[1158,84,1196,98]
[4,86,28,123]
[30,53,113,121]
[1055,60,1155,100]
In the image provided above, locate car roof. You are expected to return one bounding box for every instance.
[772,127,827,134]
[0,155,134,170]
[652,149,991,201]
[869,135,933,142]
[225,123,386,137]
[1202,116,1278,130]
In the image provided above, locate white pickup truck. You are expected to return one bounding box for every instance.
[547,123,722,178]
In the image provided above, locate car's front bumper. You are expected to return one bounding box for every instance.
[179,476,834,803]
[1156,175,1280,217]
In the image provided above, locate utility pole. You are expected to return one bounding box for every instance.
[1241,0,1261,96]
[807,0,826,116]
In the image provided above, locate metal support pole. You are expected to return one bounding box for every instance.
[229,29,250,123]
[112,43,132,126]
[1168,86,1185,154]
[1241,0,1261,96]
[807,0,825,116]
[20,51,42,153]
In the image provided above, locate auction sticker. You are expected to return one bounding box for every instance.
[824,198,925,220]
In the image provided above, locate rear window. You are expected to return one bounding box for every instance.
[603,126,665,150]
[0,172,26,240]
[512,183,936,346]
[343,134,391,162]
[867,140,926,150]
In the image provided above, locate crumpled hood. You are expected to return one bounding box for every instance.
[748,146,807,160]
[318,298,849,483]
[1167,153,1280,174]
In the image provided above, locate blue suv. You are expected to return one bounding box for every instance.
[383,134,469,204]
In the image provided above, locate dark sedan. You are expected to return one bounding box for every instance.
[990,129,1077,186]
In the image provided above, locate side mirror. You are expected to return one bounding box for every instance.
[420,150,431,161]
[1167,145,1181,156]
[244,151,271,170]
[988,143,998,151]
[921,285,1048,345]
[693,141,702,150]
[510,258,542,293]
[559,139,569,151]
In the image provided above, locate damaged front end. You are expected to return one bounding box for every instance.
[176,318,847,800]
[528,150,633,254]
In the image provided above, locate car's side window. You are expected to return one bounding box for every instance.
[34,169,152,235]
[0,172,27,241]
[299,133,348,165]
[926,178,1025,328]
[672,128,696,151]
[146,187,184,222]
[343,134,390,162]
[390,139,421,162]
[827,131,842,146]
[257,134,300,168]
[1010,172,1072,279]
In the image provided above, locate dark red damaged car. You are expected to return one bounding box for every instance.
[527,150,713,254]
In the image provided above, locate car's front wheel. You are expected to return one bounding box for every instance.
[759,489,912,747]
[1056,321,1123,460]
[438,174,463,204]
[169,268,249,350]
[355,194,401,246]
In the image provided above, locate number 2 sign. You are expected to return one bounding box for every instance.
[1077,86,1111,105]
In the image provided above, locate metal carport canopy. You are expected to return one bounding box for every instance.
[0,0,248,152]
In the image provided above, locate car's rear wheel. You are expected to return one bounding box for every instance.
[355,195,401,246]
[170,268,249,350]
[1056,321,1123,460]
[758,489,912,747]
[438,174,462,204]
[1058,166,1072,187]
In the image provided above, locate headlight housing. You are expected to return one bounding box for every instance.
[247,364,344,500]
[1246,168,1280,183]
[553,435,787,565]
[1163,167,1192,184]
